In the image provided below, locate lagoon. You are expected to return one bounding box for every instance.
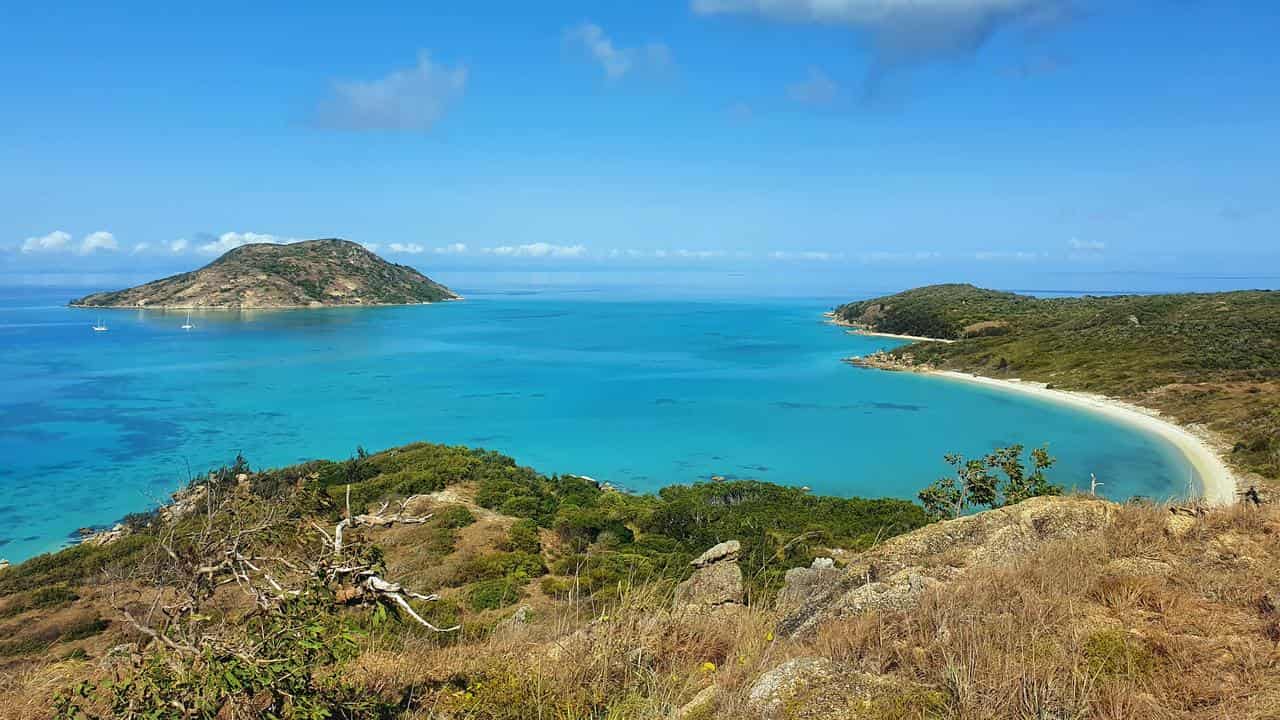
[0,283,1193,562]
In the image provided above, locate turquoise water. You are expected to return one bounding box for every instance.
[0,284,1192,562]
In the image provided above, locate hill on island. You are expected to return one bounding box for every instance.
[835,284,1280,484]
[70,238,458,309]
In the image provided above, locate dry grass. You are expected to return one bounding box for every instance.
[801,502,1280,720]
[2,500,1277,720]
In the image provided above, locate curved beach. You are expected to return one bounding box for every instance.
[929,370,1239,506]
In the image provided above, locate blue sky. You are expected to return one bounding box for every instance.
[2,1,1277,287]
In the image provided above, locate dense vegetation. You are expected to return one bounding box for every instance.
[69,238,457,308]
[836,284,1280,483]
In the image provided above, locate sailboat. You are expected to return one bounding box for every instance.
[181,309,195,330]
[92,317,108,332]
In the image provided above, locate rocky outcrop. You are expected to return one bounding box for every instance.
[778,496,1117,637]
[776,558,842,614]
[675,541,743,608]
[745,657,923,720]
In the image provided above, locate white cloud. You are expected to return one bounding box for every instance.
[198,232,288,256]
[567,22,673,80]
[434,243,468,254]
[1068,237,1105,251]
[79,231,118,255]
[169,238,189,254]
[361,242,381,253]
[483,243,587,258]
[21,230,72,253]
[975,250,1041,261]
[770,250,843,261]
[319,51,467,131]
[859,250,943,262]
[692,0,1071,75]
[388,243,426,254]
[787,68,840,105]
[131,242,150,254]
[20,230,120,255]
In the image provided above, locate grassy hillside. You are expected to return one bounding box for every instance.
[3,444,1277,719]
[70,238,457,308]
[0,443,925,718]
[836,285,1280,483]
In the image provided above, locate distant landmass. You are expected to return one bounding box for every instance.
[69,238,458,309]
[836,283,1280,484]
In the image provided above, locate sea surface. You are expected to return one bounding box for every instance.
[0,281,1195,563]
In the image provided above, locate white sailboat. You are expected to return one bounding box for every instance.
[181,309,195,330]
[92,317,108,332]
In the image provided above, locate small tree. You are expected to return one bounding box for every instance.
[919,444,1061,520]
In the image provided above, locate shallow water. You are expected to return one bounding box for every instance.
[0,284,1193,562]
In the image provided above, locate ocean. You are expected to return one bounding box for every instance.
[0,279,1193,563]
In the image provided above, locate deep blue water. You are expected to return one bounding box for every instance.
[0,284,1193,562]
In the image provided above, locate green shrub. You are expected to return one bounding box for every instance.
[1084,630,1155,680]
[451,552,546,586]
[467,578,525,611]
[502,519,543,555]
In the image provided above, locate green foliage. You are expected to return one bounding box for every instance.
[839,285,1280,480]
[316,443,547,514]
[53,591,394,720]
[450,552,547,587]
[0,535,151,597]
[0,585,79,619]
[501,518,542,554]
[436,505,477,529]
[466,578,525,612]
[1083,630,1156,680]
[918,445,1061,520]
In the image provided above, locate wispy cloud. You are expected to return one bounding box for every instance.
[787,68,841,105]
[21,230,119,255]
[693,0,1074,92]
[435,243,468,254]
[769,250,844,261]
[566,22,673,80]
[169,238,189,254]
[975,250,1043,261]
[1068,237,1105,251]
[318,51,467,131]
[483,243,587,258]
[388,243,426,254]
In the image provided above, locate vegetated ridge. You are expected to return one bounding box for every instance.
[835,283,1280,484]
[69,238,458,309]
[1,442,1276,719]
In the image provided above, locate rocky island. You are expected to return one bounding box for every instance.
[69,238,458,309]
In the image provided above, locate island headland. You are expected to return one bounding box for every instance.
[69,238,458,309]
[831,284,1279,503]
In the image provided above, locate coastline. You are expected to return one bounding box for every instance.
[923,370,1239,505]
[68,297,461,310]
[822,312,957,344]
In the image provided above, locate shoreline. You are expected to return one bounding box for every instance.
[922,369,1238,505]
[67,297,462,311]
[822,312,957,344]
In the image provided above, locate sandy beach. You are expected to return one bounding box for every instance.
[928,370,1239,506]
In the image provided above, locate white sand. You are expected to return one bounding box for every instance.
[928,371,1239,506]
[847,329,957,344]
